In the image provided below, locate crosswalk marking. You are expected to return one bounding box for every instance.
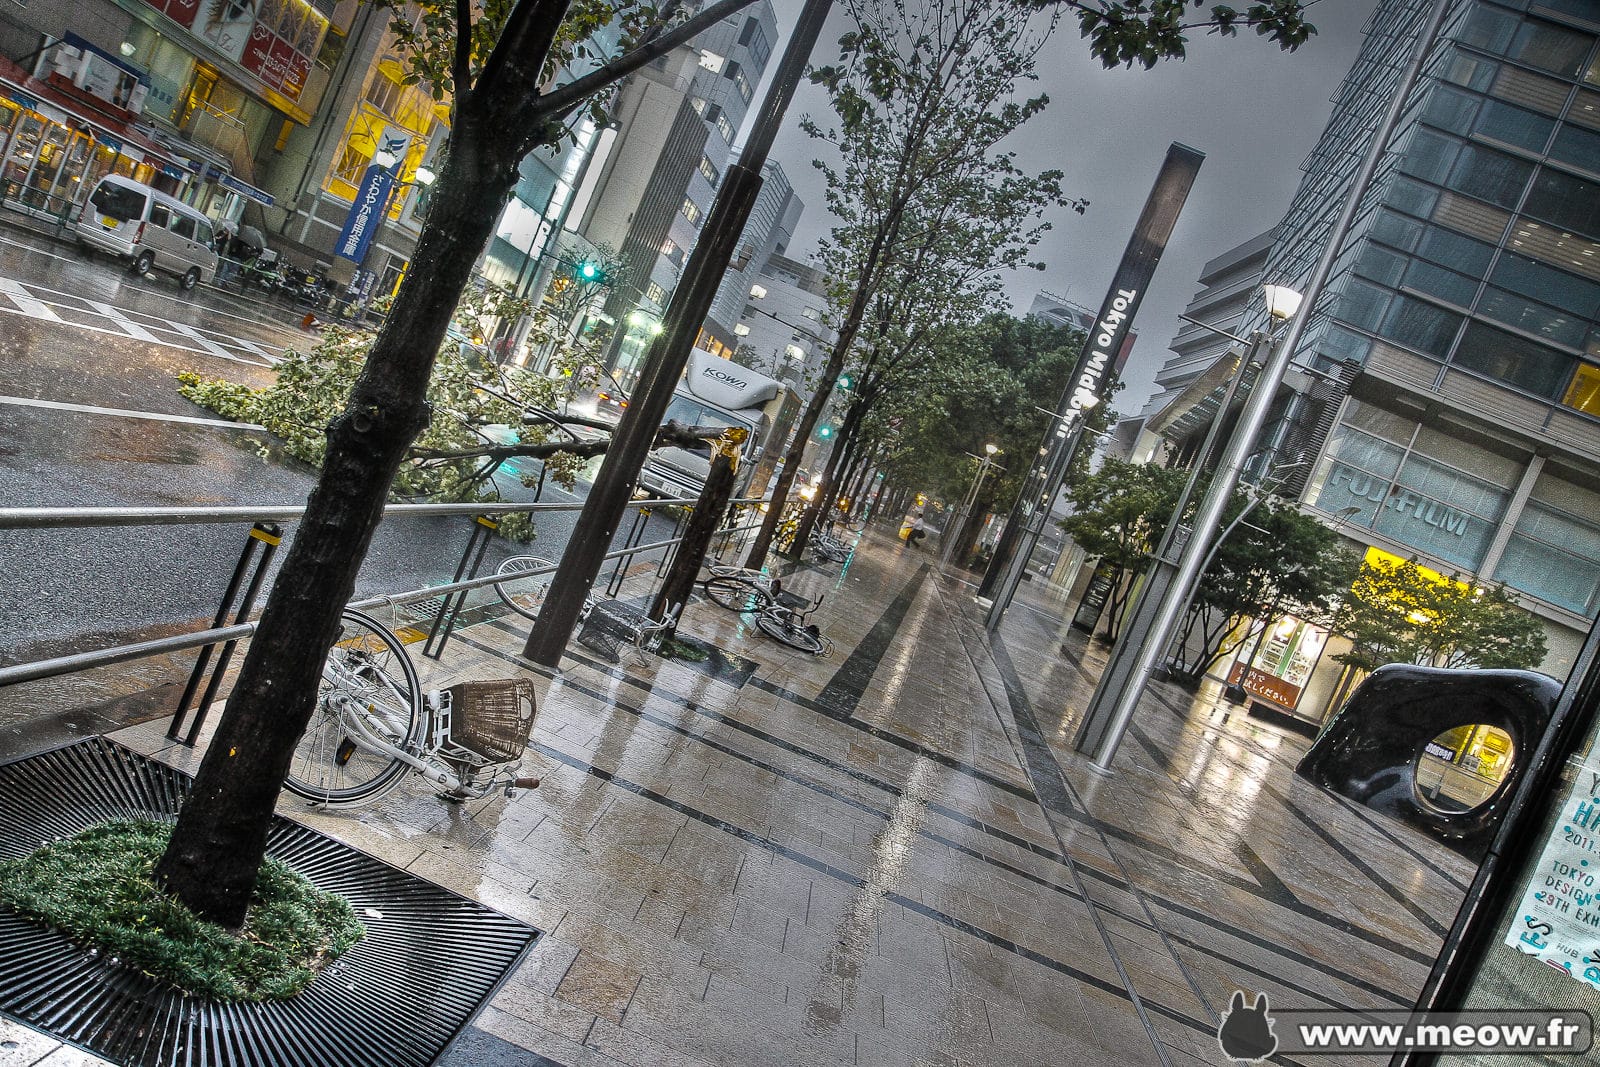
[0,273,288,366]
[85,300,160,342]
[0,277,60,320]
[167,320,241,359]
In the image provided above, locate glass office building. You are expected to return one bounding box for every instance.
[1264,0,1600,666]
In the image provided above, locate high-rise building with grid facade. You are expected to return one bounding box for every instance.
[1252,0,1600,675]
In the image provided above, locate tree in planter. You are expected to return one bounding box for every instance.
[152,0,1321,929]
[1056,456,1188,642]
[151,0,778,928]
[747,0,1318,565]
[865,313,1088,563]
[783,157,1068,557]
[1165,493,1355,687]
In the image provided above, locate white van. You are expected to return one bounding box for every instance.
[75,175,219,291]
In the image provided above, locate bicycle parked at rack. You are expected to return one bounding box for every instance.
[285,609,542,807]
[755,591,831,655]
[701,564,784,613]
[810,526,852,564]
[493,554,597,621]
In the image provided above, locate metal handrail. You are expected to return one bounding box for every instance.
[0,495,774,530]
[0,512,766,688]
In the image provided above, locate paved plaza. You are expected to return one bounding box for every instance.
[0,528,1472,1066]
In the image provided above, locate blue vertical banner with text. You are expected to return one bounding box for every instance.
[334,164,398,264]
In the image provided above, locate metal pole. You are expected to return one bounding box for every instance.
[522,0,834,667]
[1075,327,1285,767]
[1074,0,1441,768]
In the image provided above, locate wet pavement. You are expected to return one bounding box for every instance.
[0,529,1471,1066]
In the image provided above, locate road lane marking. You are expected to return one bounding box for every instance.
[0,277,60,320]
[0,394,266,431]
[0,304,278,367]
[85,300,161,342]
[166,320,245,359]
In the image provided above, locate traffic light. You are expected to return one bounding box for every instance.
[576,259,606,283]
[817,424,835,439]
[837,373,854,391]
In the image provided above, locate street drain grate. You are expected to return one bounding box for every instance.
[0,737,540,1067]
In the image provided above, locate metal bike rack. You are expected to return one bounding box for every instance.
[421,515,499,659]
[167,522,281,745]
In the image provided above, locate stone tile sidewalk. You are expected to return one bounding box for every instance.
[0,529,1470,1066]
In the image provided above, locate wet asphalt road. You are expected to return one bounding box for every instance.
[0,224,677,667]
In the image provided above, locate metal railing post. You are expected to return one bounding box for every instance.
[169,522,281,744]
[422,515,498,659]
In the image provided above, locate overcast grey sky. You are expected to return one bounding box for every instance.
[761,0,1379,413]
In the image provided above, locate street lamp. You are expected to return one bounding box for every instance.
[941,444,1001,567]
[1072,282,1304,771]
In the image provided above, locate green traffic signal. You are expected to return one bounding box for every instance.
[837,374,853,391]
[577,260,605,282]
[817,424,835,439]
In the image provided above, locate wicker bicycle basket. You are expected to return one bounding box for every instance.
[447,678,537,763]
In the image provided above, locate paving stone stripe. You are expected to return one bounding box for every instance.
[529,739,1228,1054]
[472,600,1428,1006]
[813,563,929,721]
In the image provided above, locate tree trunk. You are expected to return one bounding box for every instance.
[153,95,532,927]
[790,401,863,555]
[650,442,738,628]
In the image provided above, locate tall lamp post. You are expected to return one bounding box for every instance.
[941,443,1000,567]
[1073,283,1303,770]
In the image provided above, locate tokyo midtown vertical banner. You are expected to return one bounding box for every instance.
[1505,746,1600,991]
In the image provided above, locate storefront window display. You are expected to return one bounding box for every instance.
[1226,614,1330,713]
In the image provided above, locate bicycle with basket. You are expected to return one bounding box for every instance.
[286,609,543,807]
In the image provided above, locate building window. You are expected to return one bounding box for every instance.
[1563,363,1600,416]
[333,143,371,185]
[699,156,719,184]
[698,49,725,74]
[1452,321,1575,399]
[365,72,405,119]
[785,344,806,361]
[749,283,767,298]
[661,238,676,256]
[738,17,771,68]
[646,282,666,304]
[1306,417,1512,573]
[727,62,752,104]
[1493,475,1600,616]
[715,111,736,143]
[680,197,701,225]
[733,323,750,336]
[802,306,821,321]
[689,96,707,115]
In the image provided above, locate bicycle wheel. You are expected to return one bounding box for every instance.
[755,611,826,654]
[285,609,424,806]
[494,554,559,620]
[704,575,769,612]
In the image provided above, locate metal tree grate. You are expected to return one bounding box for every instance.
[0,737,540,1067]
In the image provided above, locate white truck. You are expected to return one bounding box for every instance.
[637,348,801,502]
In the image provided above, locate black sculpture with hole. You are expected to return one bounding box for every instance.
[1295,664,1561,858]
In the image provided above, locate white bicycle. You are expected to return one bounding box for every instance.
[285,609,541,807]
